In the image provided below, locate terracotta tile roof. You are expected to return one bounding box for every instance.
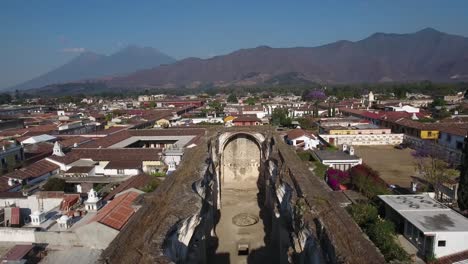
[438,124,468,137]
[93,190,141,230]
[60,194,80,211]
[24,142,53,156]
[47,153,81,165]
[78,130,132,148]
[79,128,205,148]
[0,244,34,261]
[104,173,152,201]
[48,148,162,166]
[57,136,91,148]
[0,124,57,138]
[233,116,262,122]
[436,249,468,264]
[0,176,20,193]
[95,126,130,134]
[10,207,20,225]
[286,128,314,140]
[104,160,142,170]
[65,166,95,174]
[3,159,59,181]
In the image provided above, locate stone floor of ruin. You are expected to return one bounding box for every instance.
[209,187,274,264]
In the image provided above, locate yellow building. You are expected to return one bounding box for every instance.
[420,130,439,140]
[223,116,236,123]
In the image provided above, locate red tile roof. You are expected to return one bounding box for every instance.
[93,190,141,230]
[438,124,468,137]
[60,194,80,211]
[0,176,20,192]
[0,124,57,138]
[57,136,91,148]
[286,128,314,140]
[65,166,95,174]
[10,207,20,225]
[3,159,59,181]
[436,249,468,264]
[104,160,142,170]
[79,128,205,148]
[0,244,34,261]
[104,174,152,201]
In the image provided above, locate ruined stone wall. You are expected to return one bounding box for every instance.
[222,134,261,189]
[272,134,386,264]
[100,128,385,264]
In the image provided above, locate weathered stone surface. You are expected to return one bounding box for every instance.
[100,127,385,264]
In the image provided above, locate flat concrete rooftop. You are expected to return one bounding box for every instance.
[380,195,468,233]
[313,149,360,161]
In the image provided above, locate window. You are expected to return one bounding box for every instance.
[446,134,452,142]
[438,240,446,247]
[457,142,463,150]
[427,131,432,137]
[117,169,125,175]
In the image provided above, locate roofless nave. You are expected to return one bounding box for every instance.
[100,127,385,264]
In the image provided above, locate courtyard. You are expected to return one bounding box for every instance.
[353,145,417,188]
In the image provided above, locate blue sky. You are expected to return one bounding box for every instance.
[1,0,468,88]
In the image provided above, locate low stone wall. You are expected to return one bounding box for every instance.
[0,223,117,250]
[0,227,35,242]
[320,133,404,146]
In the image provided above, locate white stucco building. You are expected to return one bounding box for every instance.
[379,195,468,259]
[311,145,362,171]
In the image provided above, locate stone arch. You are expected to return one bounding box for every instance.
[219,132,263,190]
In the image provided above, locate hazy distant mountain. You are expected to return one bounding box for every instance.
[9,45,176,91]
[106,28,468,88]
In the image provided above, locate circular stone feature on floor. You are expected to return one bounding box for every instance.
[232,213,259,227]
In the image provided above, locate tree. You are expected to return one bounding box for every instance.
[245,97,257,105]
[0,93,12,104]
[458,135,468,211]
[413,145,459,197]
[208,100,224,113]
[42,178,69,192]
[271,107,291,127]
[227,94,238,103]
[430,97,446,108]
[295,116,316,130]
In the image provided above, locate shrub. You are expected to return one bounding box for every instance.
[42,178,69,192]
[326,168,350,190]
[349,164,389,199]
[367,219,409,262]
[347,203,378,228]
[348,204,410,262]
[141,178,161,193]
[313,161,328,178]
[297,151,312,161]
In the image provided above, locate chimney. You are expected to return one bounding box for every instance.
[349,146,355,156]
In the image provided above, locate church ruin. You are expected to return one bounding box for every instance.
[100,127,385,264]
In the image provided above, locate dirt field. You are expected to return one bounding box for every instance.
[353,145,417,188]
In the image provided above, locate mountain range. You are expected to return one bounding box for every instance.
[107,28,468,89]
[16,28,468,94]
[9,45,176,91]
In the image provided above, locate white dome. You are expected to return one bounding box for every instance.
[32,211,41,216]
[59,215,69,221]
